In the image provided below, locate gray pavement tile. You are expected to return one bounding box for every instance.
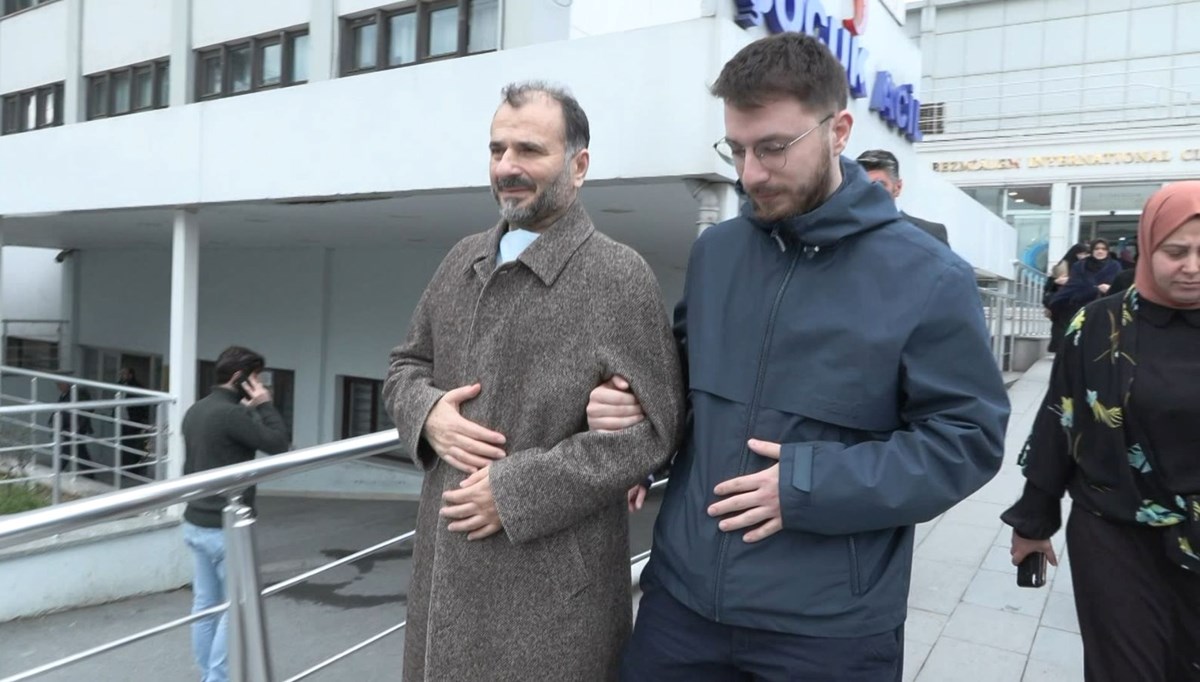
[1029,626,1085,672]
[971,472,1028,506]
[908,558,976,615]
[916,638,1027,682]
[982,544,1017,573]
[942,603,1039,654]
[1040,592,1079,634]
[1022,659,1085,682]
[915,521,995,568]
[962,569,1050,618]
[942,500,1008,530]
[905,608,948,646]
[904,640,933,682]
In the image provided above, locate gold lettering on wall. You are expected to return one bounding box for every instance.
[933,149,1182,172]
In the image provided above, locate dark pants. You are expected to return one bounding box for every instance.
[621,581,903,682]
[1068,506,1200,681]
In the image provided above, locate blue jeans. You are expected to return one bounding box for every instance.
[183,522,229,682]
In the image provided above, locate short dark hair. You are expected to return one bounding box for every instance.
[214,346,265,385]
[856,149,901,179]
[711,32,848,113]
[500,81,590,155]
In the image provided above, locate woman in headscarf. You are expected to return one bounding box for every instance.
[1042,242,1089,352]
[1002,181,1200,681]
[1049,238,1123,327]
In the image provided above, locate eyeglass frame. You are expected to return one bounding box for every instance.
[713,113,835,170]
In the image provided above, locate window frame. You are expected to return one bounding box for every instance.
[0,81,63,135]
[339,376,407,463]
[194,26,310,102]
[85,58,169,121]
[340,0,495,77]
[1,0,58,20]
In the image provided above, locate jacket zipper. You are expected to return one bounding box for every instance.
[711,237,801,622]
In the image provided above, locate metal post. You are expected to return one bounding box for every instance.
[998,297,1009,370]
[223,495,274,682]
[154,402,167,482]
[51,412,62,505]
[113,390,125,489]
[68,384,79,475]
[28,376,38,460]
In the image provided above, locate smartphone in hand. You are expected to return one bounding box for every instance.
[1017,552,1047,588]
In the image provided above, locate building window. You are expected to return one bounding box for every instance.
[2,0,56,18]
[197,361,295,438]
[1,82,63,135]
[341,0,498,77]
[4,337,59,371]
[195,28,309,102]
[919,102,945,136]
[340,376,405,461]
[86,59,169,121]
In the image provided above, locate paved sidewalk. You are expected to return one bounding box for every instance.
[904,357,1083,682]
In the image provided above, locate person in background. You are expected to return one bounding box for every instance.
[1049,238,1121,329]
[1042,243,1089,353]
[856,148,950,246]
[182,346,290,682]
[1002,181,1200,681]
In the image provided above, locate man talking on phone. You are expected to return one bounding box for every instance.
[181,345,291,682]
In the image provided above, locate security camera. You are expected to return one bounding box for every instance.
[54,249,76,263]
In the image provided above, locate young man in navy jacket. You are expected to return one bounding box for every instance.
[589,33,1010,681]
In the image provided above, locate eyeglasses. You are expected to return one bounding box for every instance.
[713,114,834,171]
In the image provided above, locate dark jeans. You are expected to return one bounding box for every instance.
[1068,507,1200,681]
[621,581,903,682]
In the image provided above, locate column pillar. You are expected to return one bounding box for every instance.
[167,209,199,480]
[1048,182,1073,269]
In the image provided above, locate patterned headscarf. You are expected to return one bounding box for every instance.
[1135,181,1200,309]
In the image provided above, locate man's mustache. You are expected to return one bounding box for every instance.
[495,176,536,191]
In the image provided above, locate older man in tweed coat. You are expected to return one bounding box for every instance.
[383,82,683,681]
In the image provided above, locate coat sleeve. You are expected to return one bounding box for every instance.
[489,262,684,544]
[776,261,1010,535]
[381,253,458,471]
[1000,310,1083,540]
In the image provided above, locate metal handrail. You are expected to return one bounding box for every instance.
[0,397,173,415]
[0,366,169,399]
[1,438,672,682]
[0,430,402,551]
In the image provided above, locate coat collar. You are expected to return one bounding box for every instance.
[467,200,594,286]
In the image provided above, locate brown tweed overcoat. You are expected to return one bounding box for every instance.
[383,200,683,681]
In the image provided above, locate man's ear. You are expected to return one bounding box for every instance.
[572,148,590,189]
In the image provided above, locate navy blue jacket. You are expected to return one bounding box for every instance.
[645,158,1010,637]
[1050,257,1122,314]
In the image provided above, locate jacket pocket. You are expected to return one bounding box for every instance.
[847,536,863,596]
[547,529,591,598]
[847,528,907,597]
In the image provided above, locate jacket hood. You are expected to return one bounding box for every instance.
[741,156,902,248]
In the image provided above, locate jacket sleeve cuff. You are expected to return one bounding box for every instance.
[1000,481,1063,540]
[778,443,814,529]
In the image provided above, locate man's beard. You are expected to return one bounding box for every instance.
[493,163,573,227]
[750,147,835,223]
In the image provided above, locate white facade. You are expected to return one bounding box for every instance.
[910,0,1200,269]
[0,0,1017,471]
